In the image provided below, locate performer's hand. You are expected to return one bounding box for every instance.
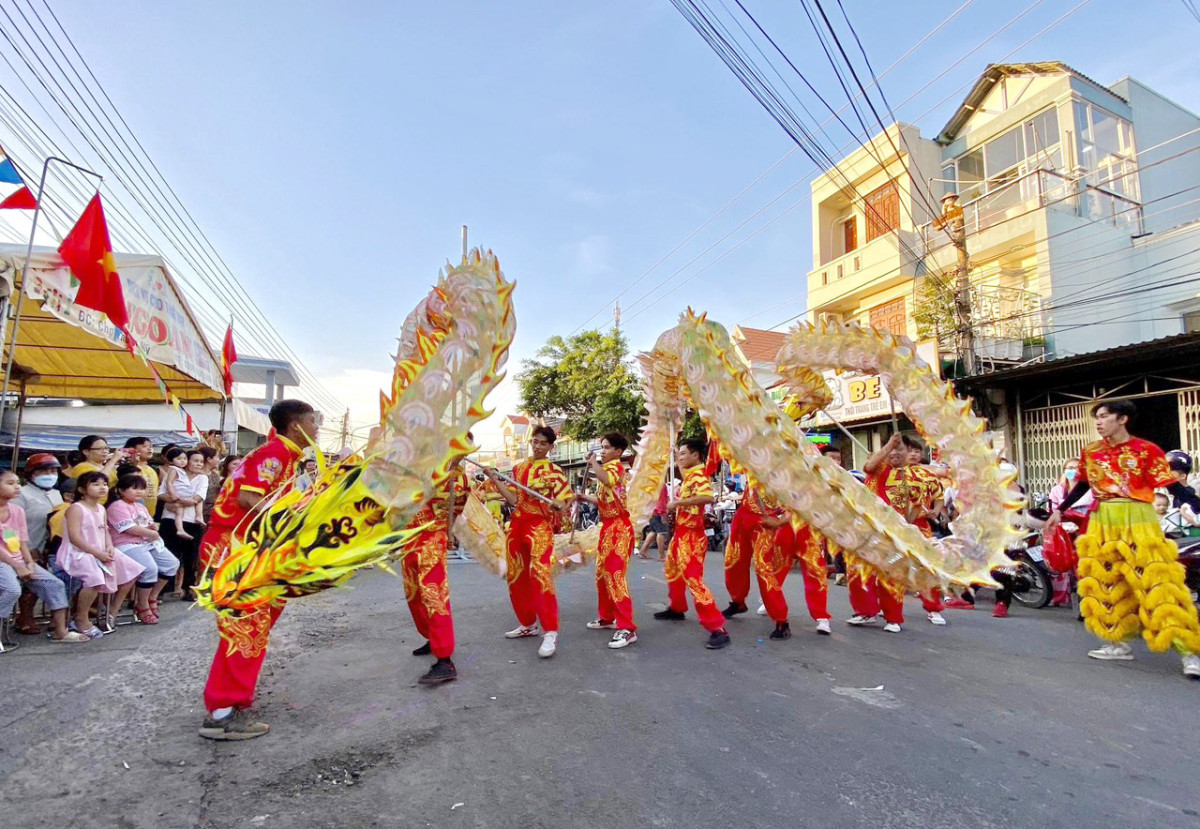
[1044,511,1062,535]
[666,500,678,512]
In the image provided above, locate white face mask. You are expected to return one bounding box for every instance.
[32,473,58,489]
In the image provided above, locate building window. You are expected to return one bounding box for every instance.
[947,106,1065,203]
[1074,100,1138,199]
[1184,311,1200,333]
[869,297,906,336]
[864,181,900,242]
[842,216,858,255]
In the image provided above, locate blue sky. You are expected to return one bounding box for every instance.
[17,0,1200,445]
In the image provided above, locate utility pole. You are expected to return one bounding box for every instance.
[939,192,974,376]
[613,300,621,333]
[340,408,350,449]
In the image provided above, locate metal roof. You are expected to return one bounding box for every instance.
[937,62,1122,145]
[231,356,299,388]
[956,332,1200,389]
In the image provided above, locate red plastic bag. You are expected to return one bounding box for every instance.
[1043,524,1078,573]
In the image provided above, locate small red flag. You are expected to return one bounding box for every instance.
[0,186,36,210]
[221,322,238,396]
[186,413,196,436]
[703,433,723,477]
[58,194,129,329]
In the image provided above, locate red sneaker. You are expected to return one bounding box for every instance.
[992,603,1009,618]
[944,598,974,610]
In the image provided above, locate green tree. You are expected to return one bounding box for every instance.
[517,328,645,442]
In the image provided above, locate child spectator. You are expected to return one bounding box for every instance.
[160,448,194,541]
[108,473,180,625]
[0,470,88,645]
[57,471,144,637]
[162,450,208,600]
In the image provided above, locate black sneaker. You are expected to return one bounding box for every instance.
[721,602,748,619]
[412,641,432,656]
[418,658,457,685]
[769,622,791,640]
[198,709,270,741]
[705,630,732,649]
[653,608,686,621]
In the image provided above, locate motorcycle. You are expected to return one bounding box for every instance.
[1163,509,1200,602]
[1002,529,1053,608]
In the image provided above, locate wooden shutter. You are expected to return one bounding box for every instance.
[864,181,900,242]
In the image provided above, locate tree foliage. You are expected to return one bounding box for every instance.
[516,329,645,442]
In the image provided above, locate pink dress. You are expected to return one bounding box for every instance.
[55,502,144,592]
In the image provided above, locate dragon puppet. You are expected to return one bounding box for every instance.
[625,311,1023,596]
[192,248,515,620]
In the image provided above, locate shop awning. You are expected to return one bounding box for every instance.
[0,243,224,402]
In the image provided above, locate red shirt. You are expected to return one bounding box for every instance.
[1079,436,1173,504]
[675,466,713,532]
[511,458,572,522]
[410,467,470,528]
[209,435,304,538]
[595,459,629,521]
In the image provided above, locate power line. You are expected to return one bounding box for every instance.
[0,1,346,418]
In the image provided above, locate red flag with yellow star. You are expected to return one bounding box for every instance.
[58,194,129,329]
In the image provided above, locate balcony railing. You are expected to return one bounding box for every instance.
[920,167,1144,246]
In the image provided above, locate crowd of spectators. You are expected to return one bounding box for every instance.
[0,434,243,653]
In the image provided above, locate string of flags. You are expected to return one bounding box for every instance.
[3,152,236,436]
[4,146,239,436]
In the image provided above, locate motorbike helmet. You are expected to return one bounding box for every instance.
[24,453,61,474]
[1167,450,1193,474]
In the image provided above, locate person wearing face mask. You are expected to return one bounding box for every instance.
[12,454,77,637]
[1049,460,1093,514]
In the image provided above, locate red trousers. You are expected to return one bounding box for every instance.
[401,528,455,659]
[762,522,830,622]
[506,514,558,633]
[666,527,725,632]
[920,590,944,613]
[846,556,906,625]
[723,505,764,605]
[200,527,284,712]
[596,514,636,631]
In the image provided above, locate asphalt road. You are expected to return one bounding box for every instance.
[3,552,1199,829]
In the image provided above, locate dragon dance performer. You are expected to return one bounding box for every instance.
[721,480,771,619]
[653,438,731,649]
[402,447,470,686]
[199,400,318,741]
[578,433,638,649]
[1046,399,1200,679]
[761,511,833,639]
[847,433,948,632]
[486,425,573,658]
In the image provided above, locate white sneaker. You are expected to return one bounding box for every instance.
[538,631,558,658]
[882,622,902,633]
[927,611,947,626]
[608,630,638,649]
[586,619,617,630]
[1087,642,1134,661]
[1181,653,1200,679]
[847,614,878,627]
[756,603,768,616]
[815,619,831,636]
[505,623,542,639]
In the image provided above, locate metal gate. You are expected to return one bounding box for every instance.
[1019,402,1092,497]
[1179,389,1200,459]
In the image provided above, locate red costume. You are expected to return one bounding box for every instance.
[846,462,925,624]
[201,435,303,712]
[762,519,830,623]
[506,458,572,633]
[401,467,468,659]
[723,486,770,606]
[666,466,724,631]
[594,459,636,631]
